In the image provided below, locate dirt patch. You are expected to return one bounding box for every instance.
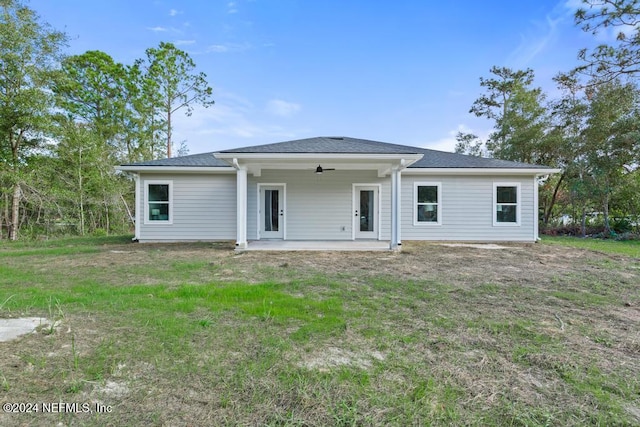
[438,243,509,249]
[299,346,385,371]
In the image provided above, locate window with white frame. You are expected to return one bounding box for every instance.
[414,182,441,225]
[145,181,172,224]
[494,183,520,226]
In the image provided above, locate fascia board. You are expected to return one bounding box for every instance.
[116,166,236,173]
[405,168,561,176]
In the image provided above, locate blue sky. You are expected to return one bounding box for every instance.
[30,0,595,154]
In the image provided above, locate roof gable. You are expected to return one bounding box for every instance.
[220,136,422,154]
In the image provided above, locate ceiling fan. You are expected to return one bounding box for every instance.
[315,164,335,174]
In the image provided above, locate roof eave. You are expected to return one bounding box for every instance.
[116,165,236,173]
[406,167,561,176]
[214,152,423,162]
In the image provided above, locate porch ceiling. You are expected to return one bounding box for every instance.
[214,153,423,177]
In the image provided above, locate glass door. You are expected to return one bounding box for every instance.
[260,185,285,239]
[354,185,379,239]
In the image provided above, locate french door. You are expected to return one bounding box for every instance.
[353,185,380,239]
[259,184,285,239]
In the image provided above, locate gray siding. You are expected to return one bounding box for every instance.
[248,170,390,240]
[136,170,538,243]
[138,173,236,241]
[401,174,536,241]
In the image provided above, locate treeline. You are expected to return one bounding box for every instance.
[3,0,640,240]
[0,0,214,240]
[455,1,640,237]
[456,69,640,237]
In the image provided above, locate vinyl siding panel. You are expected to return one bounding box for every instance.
[138,173,236,241]
[401,174,536,241]
[248,170,390,240]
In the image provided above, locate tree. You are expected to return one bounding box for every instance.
[541,73,590,225]
[575,0,640,81]
[454,132,485,156]
[469,66,551,164]
[139,42,214,158]
[54,51,128,147]
[0,0,66,240]
[581,78,640,234]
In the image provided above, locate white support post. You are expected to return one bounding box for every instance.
[390,167,402,250]
[134,174,141,241]
[236,167,248,249]
[397,169,402,246]
[533,176,539,242]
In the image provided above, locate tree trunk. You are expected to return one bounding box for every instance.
[603,193,611,236]
[543,173,565,224]
[581,208,587,238]
[167,108,172,158]
[78,147,85,235]
[9,184,21,241]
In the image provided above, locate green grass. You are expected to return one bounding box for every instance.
[0,236,638,426]
[542,235,640,258]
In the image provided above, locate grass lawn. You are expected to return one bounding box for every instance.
[542,235,640,258]
[0,237,639,426]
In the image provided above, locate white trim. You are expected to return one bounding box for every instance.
[390,169,402,249]
[257,183,287,240]
[534,176,539,240]
[493,182,521,227]
[116,166,235,173]
[134,174,141,240]
[406,168,561,176]
[236,168,248,248]
[216,152,423,163]
[352,184,382,240]
[143,180,173,225]
[413,182,442,226]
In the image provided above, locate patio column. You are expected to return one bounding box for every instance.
[390,167,402,250]
[134,173,141,241]
[236,167,248,249]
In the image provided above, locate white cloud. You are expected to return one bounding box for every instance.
[508,15,562,67]
[421,124,488,153]
[266,99,301,118]
[206,42,251,53]
[228,1,238,14]
[147,26,168,32]
[169,9,180,16]
[174,39,196,46]
[170,91,303,153]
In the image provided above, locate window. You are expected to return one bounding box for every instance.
[494,183,520,226]
[414,182,441,225]
[145,181,172,224]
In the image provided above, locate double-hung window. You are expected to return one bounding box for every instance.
[145,181,173,224]
[494,183,520,226]
[414,182,441,225]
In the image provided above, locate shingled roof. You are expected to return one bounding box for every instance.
[120,152,228,167]
[120,136,553,169]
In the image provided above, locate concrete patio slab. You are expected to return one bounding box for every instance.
[0,318,49,342]
[242,240,392,251]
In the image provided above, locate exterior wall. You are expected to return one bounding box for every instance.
[248,170,391,240]
[135,170,539,243]
[138,173,236,241]
[401,174,537,242]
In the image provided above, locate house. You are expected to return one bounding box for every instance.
[116,136,559,249]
